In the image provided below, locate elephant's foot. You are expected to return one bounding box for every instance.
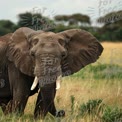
[4,100,13,115]
[55,110,65,117]
[1,104,7,113]
[34,110,65,119]
[34,112,47,120]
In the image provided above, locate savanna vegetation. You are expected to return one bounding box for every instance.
[0,42,122,121]
[0,6,122,122]
[0,10,122,41]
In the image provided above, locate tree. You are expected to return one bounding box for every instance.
[54,13,91,26]
[69,13,91,25]
[97,10,122,24]
[54,15,69,21]
[17,12,56,31]
[97,11,122,41]
[0,20,18,36]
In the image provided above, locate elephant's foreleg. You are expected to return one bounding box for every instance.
[34,92,45,118]
[0,98,12,114]
[48,101,57,116]
[8,63,32,115]
[11,79,31,115]
[12,94,29,115]
[4,100,12,114]
[1,103,7,113]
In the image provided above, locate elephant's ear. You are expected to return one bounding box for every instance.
[0,33,12,67]
[58,29,103,76]
[7,27,40,76]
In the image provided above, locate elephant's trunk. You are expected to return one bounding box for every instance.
[34,82,56,118]
[31,54,62,90]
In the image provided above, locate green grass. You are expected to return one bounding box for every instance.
[0,63,122,122]
[72,64,122,80]
[0,64,122,122]
[0,42,122,121]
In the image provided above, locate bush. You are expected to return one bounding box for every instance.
[72,64,122,80]
[0,20,18,35]
[79,99,122,122]
[79,99,104,117]
[102,106,122,122]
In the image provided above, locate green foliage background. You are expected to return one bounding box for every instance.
[0,11,122,41]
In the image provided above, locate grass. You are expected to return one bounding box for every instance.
[0,42,122,121]
[98,42,122,66]
[72,64,122,80]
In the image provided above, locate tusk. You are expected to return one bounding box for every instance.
[56,75,62,90]
[31,76,38,90]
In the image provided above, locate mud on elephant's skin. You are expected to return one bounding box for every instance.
[0,27,103,118]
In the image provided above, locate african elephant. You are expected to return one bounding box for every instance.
[0,27,103,118]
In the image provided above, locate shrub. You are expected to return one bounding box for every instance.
[79,99,104,117]
[102,106,122,122]
[72,64,122,80]
[79,99,122,122]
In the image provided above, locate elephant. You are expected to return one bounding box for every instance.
[0,27,103,118]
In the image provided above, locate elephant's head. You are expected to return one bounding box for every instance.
[7,27,103,89]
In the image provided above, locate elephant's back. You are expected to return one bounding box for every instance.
[0,33,12,67]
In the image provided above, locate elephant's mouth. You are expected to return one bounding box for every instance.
[31,54,62,90]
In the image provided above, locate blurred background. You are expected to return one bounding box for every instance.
[0,0,122,41]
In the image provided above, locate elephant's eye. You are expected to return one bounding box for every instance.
[58,39,65,46]
[31,38,39,46]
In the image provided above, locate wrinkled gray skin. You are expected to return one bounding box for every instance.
[31,32,66,87]
[0,27,103,119]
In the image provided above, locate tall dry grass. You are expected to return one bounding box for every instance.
[0,42,122,121]
[98,42,122,66]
